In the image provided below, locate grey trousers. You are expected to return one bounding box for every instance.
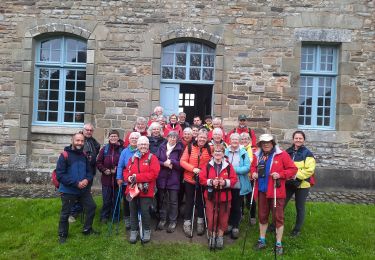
[129,197,152,231]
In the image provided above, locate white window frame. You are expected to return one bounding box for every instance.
[32,36,87,127]
[298,44,338,130]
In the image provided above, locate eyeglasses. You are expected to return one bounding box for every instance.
[84,129,93,132]
[214,150,223,153]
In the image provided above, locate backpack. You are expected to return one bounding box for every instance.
[51,151,68,189]
[187,141,212,157]
[103,143,124,157]
[233,127,253,140]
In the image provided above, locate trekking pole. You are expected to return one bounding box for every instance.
[190,181,198,241]
[138,197,144,245]
[115,186,123,235]
[199,177,209,239]
[209,189,216,250]
[274,180,277,260]
[214,185,221,252]
[108,185,122,236]
[242,179,256,256]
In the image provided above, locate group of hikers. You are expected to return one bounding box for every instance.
[55,106,316,255]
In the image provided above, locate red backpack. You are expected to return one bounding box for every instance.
[51,151,68,189]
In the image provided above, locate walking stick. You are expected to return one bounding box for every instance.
[274,179,277,260]
[242,179,256,255]
[108,185,123,236]
[138,197,144,245]
[209,189,216,250]
[200,178,209,239]
[214,185,221,252]
[190,181,198,240]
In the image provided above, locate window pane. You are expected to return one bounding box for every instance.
[77,51,87,63]
[203,45,215,53]
[49,112,58,122]
[190,43,202,53]
[66,51,76,63]
[50,39,60,49]
[175,67,186,79]
[161,67,173,79]
[76,103,85,112]
[306,107,311,115]
[51,70,60,79]
[50,80,59,90]
[298,116,304,125]
[305,117,311,125]
[175,53,186,66]
[76,92,85,101]
[65,102,74,112]
[39,79,48,89]
[50,91,58,100]
[38,90,48,100]
[38,101,47,110]
[66,81,75,90]
[203,55,215,67]
[49,101,58,111]
[317,117,323,126]
[161,53,174,66]
[203,68,213,80]
[37,112,47,121]
[66,91,75,101]
[175,43,187,52]
[74,113,84,123]
[66,70,76,80]
[77,81,85,91]
[64,113,73,122]
[40,50,50,61]
[163,44,174,52]
[324,117,330,126]
[51,50,60,62]
[190,54,201,66]
[77,71,86,81]
[190,100,195,106]
[189,68,200,80]
[179,99,183,106]
[190,93,195,99]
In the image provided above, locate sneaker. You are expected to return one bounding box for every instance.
[157,220,166,230]
[225,225,233,235]
[250,218,257,226]
[82,228,100,236]
[68,215,76,223]
[183,220,192,237]
[129,230,138,244]
[291,229,300,237]
[197,222,205,236]
[143,230,151,243]
[124,216,131,230]
[254,239,266,250]
[216,236,224,249]
[231,228,240,239]
[58,236,67,244]
[276,245,283,255]
[166,222,176,233]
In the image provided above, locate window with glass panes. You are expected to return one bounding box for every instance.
[161,42,215,82]
[298,45,338,129]
[33,36,87,126]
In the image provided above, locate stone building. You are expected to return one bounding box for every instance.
[0,0,373,190]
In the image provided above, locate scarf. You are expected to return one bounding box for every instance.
[258,148,275,193]
[166,142,176,158]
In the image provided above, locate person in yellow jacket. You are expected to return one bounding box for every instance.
[285,130,316,237]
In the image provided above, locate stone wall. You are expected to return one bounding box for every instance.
[0,1,374,189]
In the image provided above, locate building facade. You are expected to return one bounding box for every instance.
[0,0,374,190]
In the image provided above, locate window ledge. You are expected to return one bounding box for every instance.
[31,125,82,134]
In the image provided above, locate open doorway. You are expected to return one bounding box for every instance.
[179,84,213,124]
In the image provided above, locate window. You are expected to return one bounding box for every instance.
[33,36,87,126]
[298,45,338,129]
[161,42,215,83]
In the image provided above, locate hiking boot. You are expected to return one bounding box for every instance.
[82,228,100,236]
[166,222,176,233]
[68,215,76,223]
[124,216,131,230]
[250,218,257,226]
[183,220,192,237]
[225,225,233,235]
[197,222,205,236]
[254,239,266,250]
[231,228,240,239]
[157,220,166,230]
[216,236,224,249]
[58,236,67,244]
[276,245,284,255]
[129,231,138,244]
[143,230,151,243]
[208,236,215,250]
[291,229,300,237]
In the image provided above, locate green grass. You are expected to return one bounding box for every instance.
[0,197,374,260]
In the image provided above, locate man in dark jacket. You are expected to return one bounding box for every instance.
[56,132,98,244]
[69,123,101,222]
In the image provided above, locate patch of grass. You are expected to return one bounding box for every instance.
[0,197,374,259]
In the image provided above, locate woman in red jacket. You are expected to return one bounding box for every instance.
[251,134,297,256]
[123,136,160,244]
[200,144,238,249]
[180,129,212,237]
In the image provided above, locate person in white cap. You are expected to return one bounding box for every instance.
[250,134,297,256]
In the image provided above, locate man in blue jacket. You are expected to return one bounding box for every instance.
[56,132,98,244]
